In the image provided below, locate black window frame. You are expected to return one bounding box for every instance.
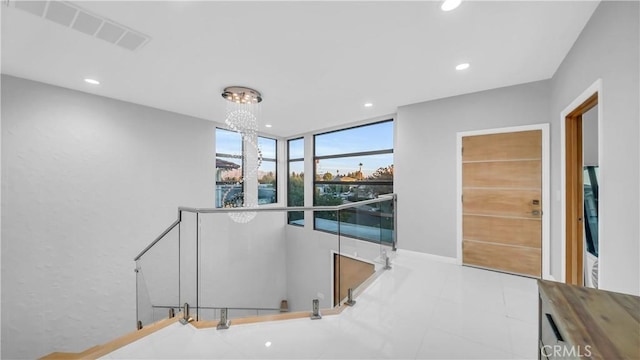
[258,135,278,205]
[215,128,244,208]
[215,127,278,208]
[287,137,305,226]
[312,119,394,237]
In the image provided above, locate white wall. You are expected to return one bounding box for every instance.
[582,105,598,167]
[285,225,335,311]
[550,1,639,295]
[284,224,384,312]
[198,211,287,313]
[0,73,3,355]
[1,75,216,359]
[395,1,639,296]
[395,80,550,258]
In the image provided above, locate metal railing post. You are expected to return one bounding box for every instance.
[310,299,322,319]
[217,308,230,329]
[345,288,356,306]
[196,212,200,322]
[179,302,193,325]
[392,194,398,251]
[383,250,392,270]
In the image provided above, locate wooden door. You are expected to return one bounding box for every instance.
[462,130,542,277]
[333,254,374,306]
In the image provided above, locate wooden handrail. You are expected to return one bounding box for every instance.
[39,315,182,360]
[39,306,344,359]
[40,266,385,359]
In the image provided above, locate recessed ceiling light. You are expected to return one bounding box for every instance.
[84,78,100,85]
[265,341,272,347]
[441,0,462,11]
[364,103,373,108]
[265,124,273,128]
[455,63,470,71]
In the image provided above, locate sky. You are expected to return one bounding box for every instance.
[218,120,394,177]
[314,120,393,176]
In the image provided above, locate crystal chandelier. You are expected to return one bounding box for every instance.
[221,86,263,223]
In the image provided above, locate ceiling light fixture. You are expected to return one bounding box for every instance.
[441,0,462,11]
[84,78,100,85]
[265,124,273,128]
[364,103,373,108]
[220,86,263,223]
[455,63,470,70]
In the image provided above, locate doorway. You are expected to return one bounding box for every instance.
[456,124,551,279]
[563,91,599,287]
[461,130,542,277]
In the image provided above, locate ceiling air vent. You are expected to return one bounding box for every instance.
[14,0,47,16]
[96,21,126,44]
[44,0,76,27]
[11,0,151,51]
[71,11,102,36]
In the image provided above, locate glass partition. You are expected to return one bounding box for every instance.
[179,211,199,320]
[334,197,394,306]
[135,224,180,328]
[135,195,396,326]
[197,209,339,321]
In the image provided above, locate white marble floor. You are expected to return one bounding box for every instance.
[102,250,539,359]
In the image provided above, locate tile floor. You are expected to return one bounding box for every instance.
[102,250,539,359]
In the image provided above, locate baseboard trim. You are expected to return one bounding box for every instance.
[396,248,459,265]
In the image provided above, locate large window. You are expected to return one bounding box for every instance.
[216,128,243,208]
[313,120,394,239]
[288,138,304,225]
[258,137,277,205]
[215,128,277,208]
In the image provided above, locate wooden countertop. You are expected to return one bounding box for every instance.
[538,280,640,360]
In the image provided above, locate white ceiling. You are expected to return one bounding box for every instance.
[1,1,599,137]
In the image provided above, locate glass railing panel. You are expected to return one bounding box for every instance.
[194,307,283,322]
[135,224,179,328]
[196,209,339,320]
[314,190,394,239]
[179,211,198,320]
[336,198,394,245]
[227,308,281,319]
[197,211,289,320]
[335,197,395,306]
[134,194,395,326]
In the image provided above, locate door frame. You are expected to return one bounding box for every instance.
[560,79,603,284]
[456,123,551,279]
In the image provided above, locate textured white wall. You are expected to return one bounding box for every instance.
[395,80,550,258]
[550,1,639,295]
[1,75,216,359]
